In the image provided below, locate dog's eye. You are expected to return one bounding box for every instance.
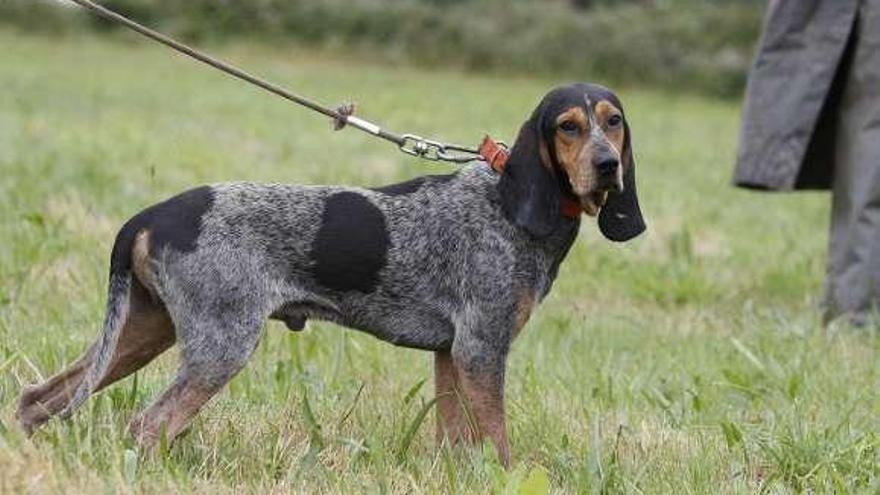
[607,114,623,128]
[558,121,579,133]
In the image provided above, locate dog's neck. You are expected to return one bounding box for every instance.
[478,136,581,219]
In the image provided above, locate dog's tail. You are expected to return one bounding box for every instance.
[59,270,132,419]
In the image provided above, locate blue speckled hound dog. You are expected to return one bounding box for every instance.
[17,83,644,466]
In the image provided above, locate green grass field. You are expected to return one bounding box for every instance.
[1,32,878,494]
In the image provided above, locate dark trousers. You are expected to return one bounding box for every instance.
[824,0,880,324]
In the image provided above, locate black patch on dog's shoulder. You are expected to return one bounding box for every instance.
[110,186,214,276]
[371,173,456,196]
[311,191,389,293]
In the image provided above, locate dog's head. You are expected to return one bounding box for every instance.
[498,83,645,241]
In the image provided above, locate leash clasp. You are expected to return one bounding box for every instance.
[399,134,446,161]
[399,134,482,163]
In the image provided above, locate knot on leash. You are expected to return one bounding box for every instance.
[333,102,356,131]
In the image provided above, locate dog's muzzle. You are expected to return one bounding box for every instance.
[594,156,623,193]
[579,156,622,216]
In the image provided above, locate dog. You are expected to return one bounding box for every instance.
[17,83,644,466]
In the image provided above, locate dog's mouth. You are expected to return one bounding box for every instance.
[579,190,609,217]
[571,174,621,217]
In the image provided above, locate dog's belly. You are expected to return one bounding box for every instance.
[353,310,455,351]
[270,298,454,351]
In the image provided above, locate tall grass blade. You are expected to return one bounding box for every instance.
[397,396,439,464]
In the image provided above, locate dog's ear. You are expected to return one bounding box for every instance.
[498,113,561,237]
[598,118,646,242]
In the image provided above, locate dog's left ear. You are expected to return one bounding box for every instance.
[498,113,561,237]
[598,118,646,242]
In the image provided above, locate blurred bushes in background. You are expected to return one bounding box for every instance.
[1,0,764,97]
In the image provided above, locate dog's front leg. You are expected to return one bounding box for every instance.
[434,350,468,445]
[447,322,512,467]
[456,363,509,467]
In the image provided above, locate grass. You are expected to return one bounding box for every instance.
[1,31,879,494]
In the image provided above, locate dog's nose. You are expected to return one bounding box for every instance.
[595,157,619,177]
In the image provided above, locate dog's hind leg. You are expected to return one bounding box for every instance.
[128,310,264,448]
[16,344,97,435]
[16,269,134,434]
[93,281,175,391]
[16,280,175,435]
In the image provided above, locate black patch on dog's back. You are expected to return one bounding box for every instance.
[372,173,456,196]
[372,177,425,196]
[311,192,389,293]
[110,186,214,276]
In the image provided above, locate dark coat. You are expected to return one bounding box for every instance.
[734,0,860,191]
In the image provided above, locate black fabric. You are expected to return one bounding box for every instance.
[795,18,859,189]
[733,0,860,190]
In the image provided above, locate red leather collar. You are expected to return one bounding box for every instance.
[479,136,581,219]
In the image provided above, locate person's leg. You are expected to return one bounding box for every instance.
[824,0,880,326]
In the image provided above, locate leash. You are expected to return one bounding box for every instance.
[64,0,487,164]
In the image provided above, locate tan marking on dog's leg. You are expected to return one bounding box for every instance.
[128,373,221,449]
[94,287,175,391]
[435,350,469,445]
[455,366,511,468]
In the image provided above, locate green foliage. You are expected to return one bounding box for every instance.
[2,32,879,493]
[0,0,79,32]
[0,0,764,97]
